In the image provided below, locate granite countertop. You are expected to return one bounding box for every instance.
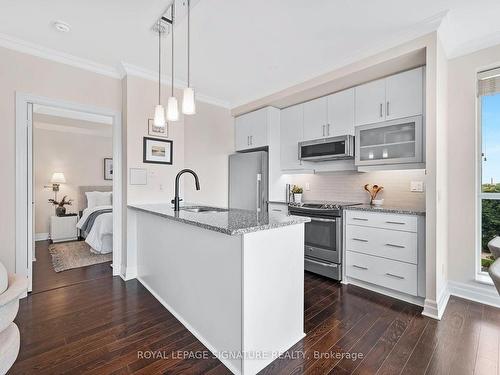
[345,204,425,216]
[128,203,310,236]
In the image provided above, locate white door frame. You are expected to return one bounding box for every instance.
[15,92,123,292]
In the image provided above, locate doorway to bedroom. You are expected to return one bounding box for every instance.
[31,105,114,293]
[15,93,123,295]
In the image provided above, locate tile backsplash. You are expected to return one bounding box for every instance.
[284,169,426,210]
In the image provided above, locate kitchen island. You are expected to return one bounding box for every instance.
[126,203,309,375]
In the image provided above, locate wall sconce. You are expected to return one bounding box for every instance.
[45,172,66,200]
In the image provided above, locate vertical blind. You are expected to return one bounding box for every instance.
[478,67,500,96]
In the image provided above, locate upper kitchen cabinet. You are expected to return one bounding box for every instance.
[355,67,424,126]
[280,104,304,170]
[303,97,328,140]
[327,88,355,136]
[234,107,271,151]
[385,67,423,121]
[355,78,386,126]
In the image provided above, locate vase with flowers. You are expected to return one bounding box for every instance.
[48,195,73,216]
[364,184,384,206]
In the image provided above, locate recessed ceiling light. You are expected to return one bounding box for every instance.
[53,21,71,33]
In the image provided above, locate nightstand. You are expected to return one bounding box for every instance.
[50,215,78,243]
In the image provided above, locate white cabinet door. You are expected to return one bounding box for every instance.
[355,78,386,126]
[234,115,251,151]
[280,104,304,170]
[303,97,328,140]
[327,88,355,136]
[385,67,423,121]
[234,108,268,150]
[248,109,269,148]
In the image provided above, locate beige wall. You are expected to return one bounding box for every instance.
[33,127,112,234]
[124,75,185,204]
[0,46,122,273]
[448,44,500,289]
[184,101,234,207]
[284,170,426,209]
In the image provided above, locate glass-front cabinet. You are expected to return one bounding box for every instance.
[355,115,423,166]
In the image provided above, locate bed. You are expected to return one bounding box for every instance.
[76,186,113,254]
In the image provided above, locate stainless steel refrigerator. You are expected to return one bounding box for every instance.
[229,151,268,212]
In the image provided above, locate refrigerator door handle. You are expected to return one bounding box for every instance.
[256,173,262,212]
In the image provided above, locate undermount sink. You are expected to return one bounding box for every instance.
[181,206,228,213]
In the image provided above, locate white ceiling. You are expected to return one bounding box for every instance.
[1,0,500,108]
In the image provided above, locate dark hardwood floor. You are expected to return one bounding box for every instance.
[32,240,112,294]
[12,259,500,374]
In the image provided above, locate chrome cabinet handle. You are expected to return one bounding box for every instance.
[353,264,368,270]
[352,238,368,242]
[247,136,250,146]
[322,125,325,137]
[352,217,368,221]
[250,135,253,145]
[327,124,330,136]
[386,221,406,225]
[385,243,405,248]
[385,273,405,280]
[386,101,390,116]
[380,103,383,118]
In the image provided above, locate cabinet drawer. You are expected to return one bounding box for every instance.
[269,203,288,214]
[346,251,417,296]
[346,210,417,232]
[346,225,417,264]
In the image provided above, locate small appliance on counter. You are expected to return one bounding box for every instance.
[288,201,362,281]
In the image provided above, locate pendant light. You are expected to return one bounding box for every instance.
[182,0,196,115]
[153,21,166,128]
[166,2,179,122]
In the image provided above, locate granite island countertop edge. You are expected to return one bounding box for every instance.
[128,204,310,235]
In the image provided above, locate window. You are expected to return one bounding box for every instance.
[478,68,500,277]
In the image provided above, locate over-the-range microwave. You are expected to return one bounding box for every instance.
[298,135,354,161]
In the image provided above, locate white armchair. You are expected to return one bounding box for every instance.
[0,265,27,375]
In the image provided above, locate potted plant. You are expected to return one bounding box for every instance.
[292,185,303,203]
[48,195,73,216]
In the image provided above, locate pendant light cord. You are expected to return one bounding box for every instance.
[187,0,190,87]
[171,2,175,97]
[158,22,161,105]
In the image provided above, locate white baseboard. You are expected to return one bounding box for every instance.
[121,266,137,281]
[137,276,242,375]
[448,280,500,309]
[422,285,450,320]
[34,232,49,241]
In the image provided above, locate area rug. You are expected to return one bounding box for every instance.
[48,241,112,272]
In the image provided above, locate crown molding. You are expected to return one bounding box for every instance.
[0,32,121,79]
[120,62,231,109]
[446,30,500,60]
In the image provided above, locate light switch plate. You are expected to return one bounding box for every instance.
[410,181,424,192]
[305,183,310,191]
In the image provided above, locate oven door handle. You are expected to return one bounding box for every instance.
[306,258,338,268]
[309,217,337,223]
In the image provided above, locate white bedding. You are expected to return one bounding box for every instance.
[77,205,113,254]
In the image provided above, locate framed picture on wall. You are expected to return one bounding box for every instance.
[148,118,169,138]
[143,137,173,165]
[104,158,113,180]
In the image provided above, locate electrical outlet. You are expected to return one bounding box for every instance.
[410,181,424,192]
[305,183,310,191]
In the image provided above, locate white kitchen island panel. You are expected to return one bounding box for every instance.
[127,205,307,375]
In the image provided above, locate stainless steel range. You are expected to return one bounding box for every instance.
[288,201,362,281]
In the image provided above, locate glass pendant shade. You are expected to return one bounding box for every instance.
[153,104,166,128]
[167,96,179,121]
[182,87,196,115]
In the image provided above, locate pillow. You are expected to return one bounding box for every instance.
[86,191,112,209]
[0,261,7,295]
